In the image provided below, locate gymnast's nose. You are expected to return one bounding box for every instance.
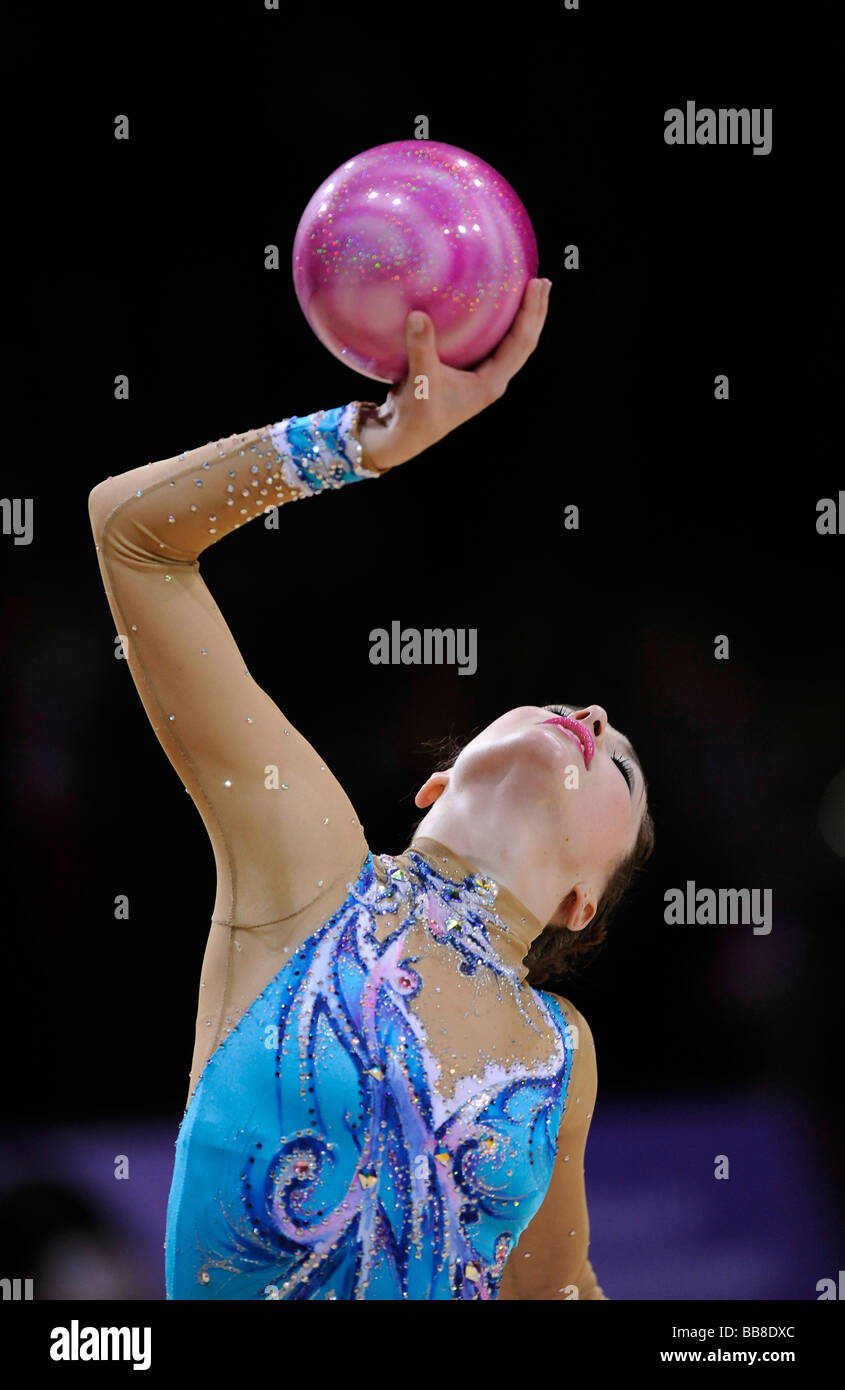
[568,705,608,744]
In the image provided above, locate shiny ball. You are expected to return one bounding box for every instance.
[292,139,538,383]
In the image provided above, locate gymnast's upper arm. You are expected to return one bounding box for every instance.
[87,422,372,927]
[496,1000,607,1300]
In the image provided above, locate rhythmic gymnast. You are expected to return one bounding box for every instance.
[88,278,654,1299]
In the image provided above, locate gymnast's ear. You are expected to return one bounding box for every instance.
[413,770,451,810]
[548,887,596,933]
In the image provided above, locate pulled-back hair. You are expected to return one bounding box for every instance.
[408,727,655,989]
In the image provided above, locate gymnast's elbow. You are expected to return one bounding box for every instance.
[88,477,115,546]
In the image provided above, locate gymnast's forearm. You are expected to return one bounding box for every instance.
[87,399,385,559]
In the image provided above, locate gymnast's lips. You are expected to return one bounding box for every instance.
[540,716,595,770]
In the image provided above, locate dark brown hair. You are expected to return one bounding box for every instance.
[409,726,655,989]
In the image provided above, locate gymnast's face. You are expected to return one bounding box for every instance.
[414,703,647,928]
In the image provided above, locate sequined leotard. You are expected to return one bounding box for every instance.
[88,401,605,1301]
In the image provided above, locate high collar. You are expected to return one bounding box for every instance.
[402,835,544,985]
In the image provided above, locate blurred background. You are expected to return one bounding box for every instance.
[2,13,842,1299]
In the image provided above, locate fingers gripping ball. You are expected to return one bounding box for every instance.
[292,140,539,384]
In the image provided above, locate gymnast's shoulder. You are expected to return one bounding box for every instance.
[538,989,596,1055]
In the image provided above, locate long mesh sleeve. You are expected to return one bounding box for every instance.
[88,401,383,1106]
[496,1000,608,1300]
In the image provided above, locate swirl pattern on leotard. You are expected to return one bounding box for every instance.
[165,848,575,1301]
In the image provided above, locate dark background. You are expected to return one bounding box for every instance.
[2,5,842,1299]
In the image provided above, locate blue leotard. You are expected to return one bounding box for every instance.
[164,841,575,1300]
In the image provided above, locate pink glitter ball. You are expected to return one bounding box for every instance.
[292,139,539,384]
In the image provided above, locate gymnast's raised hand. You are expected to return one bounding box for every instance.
[357,276,552,472]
